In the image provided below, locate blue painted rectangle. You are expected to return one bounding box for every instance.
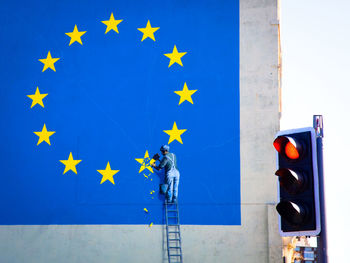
[0,0,240,225]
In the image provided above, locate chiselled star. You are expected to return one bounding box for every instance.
[164,45,187,68]
[101,13,123,34]
[65,25,86,46]
[135,150,156,173]
[27,87,48,108]
[174,82,197,105]
[33,124,56,146]
[163,122,187,144]
[137,20,160,41]
[38,51,60,72]
[97,162,119,184]
[60,152,82,174]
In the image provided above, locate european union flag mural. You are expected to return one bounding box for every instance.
[0,0,240,225]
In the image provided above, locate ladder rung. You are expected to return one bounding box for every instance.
[166,201,181,263]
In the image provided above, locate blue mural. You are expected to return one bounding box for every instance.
[0,0,240,225]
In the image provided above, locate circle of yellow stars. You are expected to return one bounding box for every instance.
[27,12,198,189]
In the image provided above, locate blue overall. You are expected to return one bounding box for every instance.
[165,153,180,202]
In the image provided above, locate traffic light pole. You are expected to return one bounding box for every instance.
[313,115,328,263]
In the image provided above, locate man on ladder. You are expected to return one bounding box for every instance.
[153,145,183,263]
[152,145,180,203]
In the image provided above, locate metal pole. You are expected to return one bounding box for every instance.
[313,115,328,263]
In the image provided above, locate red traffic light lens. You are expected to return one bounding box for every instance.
[273,136,302,160]
[285,141,299,159]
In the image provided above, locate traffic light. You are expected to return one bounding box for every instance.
[273,127,321,236]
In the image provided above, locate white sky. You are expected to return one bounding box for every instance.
[281,1,350,261]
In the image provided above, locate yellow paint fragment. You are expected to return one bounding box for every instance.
[149,222,153,227]
[144,208,148,213]
[150,190,155,195]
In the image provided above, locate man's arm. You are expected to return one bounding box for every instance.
[151,157,167,170]
[153,165,161,171]
[151,161,161,171]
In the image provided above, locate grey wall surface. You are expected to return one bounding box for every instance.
[0,0,281,262]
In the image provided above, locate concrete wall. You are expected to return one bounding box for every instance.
[239,0,281,261]
[0,0,281,262]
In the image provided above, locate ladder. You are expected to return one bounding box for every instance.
[165,201,183,263]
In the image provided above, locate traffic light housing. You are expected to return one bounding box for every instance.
[273,127,321,236]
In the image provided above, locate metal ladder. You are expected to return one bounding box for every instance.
[165,201,183,263]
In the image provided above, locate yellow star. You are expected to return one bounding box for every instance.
[174,82,197,105]
[135,150,156,173]
[65,25,86,46]
[97,162,119,184]
[60,152,82,174]
[137,20,159,41]
[164,45,187,68]
[27,87,48,108]
[163,122,187,144]
[33,124,56,146]
[101,13,123,34]
[38,51,60,72]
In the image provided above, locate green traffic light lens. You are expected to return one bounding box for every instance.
[276,201,306,226]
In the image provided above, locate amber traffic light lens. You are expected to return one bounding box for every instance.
[275,168,305,195]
